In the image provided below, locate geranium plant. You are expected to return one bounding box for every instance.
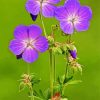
[9,0,92,100]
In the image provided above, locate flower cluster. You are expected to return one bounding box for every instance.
[9,0,92,100]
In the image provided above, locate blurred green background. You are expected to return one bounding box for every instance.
[0,0,100,100]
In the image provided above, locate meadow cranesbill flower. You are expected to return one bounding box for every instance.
[25,0,60,19]
[9,25,48,63]
[55,0,92,34]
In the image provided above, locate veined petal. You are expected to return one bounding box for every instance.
[47,0,60,4]
[34,36,49,52]
[64,0,80,15]
[22,48,38,63]
[78,6,92,21]
[14,25,28,40]
[26,0,40,15]
[55,6,68,21]
[42,3,56,17]
[74,20,90,32]
[28,25,42,39]
[9,39,26,55]
[60,21,74,34]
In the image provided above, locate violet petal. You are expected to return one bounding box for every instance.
[26,0,40,15]
[34,36,49,53]
[14,25,28,40]
[28,25,42,39]
[42,2,56,17]
[74,20,90,32]
[9,39,26,55]
[22,48,38,63]
[60,21,74,34]
[47,0,60,4]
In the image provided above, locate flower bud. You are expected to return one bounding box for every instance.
[69,49,77,59]
[30,14,38,21]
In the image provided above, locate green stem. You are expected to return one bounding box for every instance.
[51,26,56,83]
[27,64,34,100]
[49,50,54,98]
[53,55,56,82]
[40,13,47,37]
[30,88,34,100]
[27,63,30,75]
[65,63,68,78]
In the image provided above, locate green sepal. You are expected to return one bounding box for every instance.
[19,82,25,92]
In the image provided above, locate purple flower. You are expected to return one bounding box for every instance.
[25,0,60,18]
[9,25,49,63]
[55,0,92,34]
[69,50,77,59]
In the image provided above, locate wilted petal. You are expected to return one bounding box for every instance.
[60,21,74,34]
[34,36,48,52]
[30,13,38,21]
[64,0,80,15]
[22,48,38,63]
[74,20,90,32]
[9,39,26,55]
[78,6,92,21]
[42,3,56,17]
[14,25,28,40]
[26,0,40,15]
[28,25,42,39]
[55,6,68,21]
[47,0,60,4]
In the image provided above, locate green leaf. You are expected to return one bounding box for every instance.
[52,46,63,55]
[61,98,68,100]
[64,80,82,87]
[63,76,73,84]
[78,65,82,75]
[33,90,40,97]
[31,76,41,86]
[39,89,46,99]
[19,82,25,92]
[53,84,62,94]
[57,76,61,84]
[44,88,51,100]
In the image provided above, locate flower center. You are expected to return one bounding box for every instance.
[23,38,34,48]
[40,0,47,3]
[67,15,79,25]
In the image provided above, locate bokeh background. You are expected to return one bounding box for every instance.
[0,0,100,100]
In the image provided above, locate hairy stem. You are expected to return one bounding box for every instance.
[49,50,54,98]
[53,55,56,82]
[27,64,34,100]
[30,88,34,100]
[40,13,47,37]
